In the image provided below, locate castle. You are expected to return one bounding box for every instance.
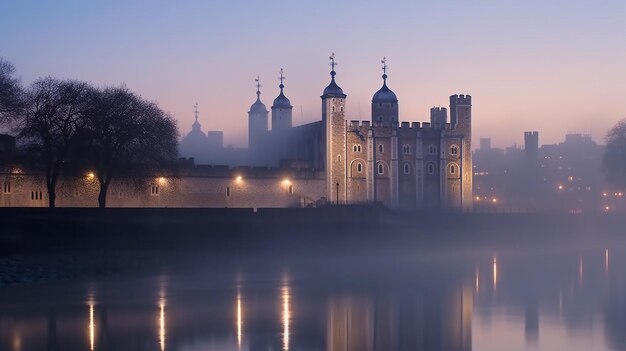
[244,55,473,210]
[1,56,472,210]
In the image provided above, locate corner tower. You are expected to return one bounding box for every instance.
[248,76,268,150]
[271,68,293,131]
[449,94,473,211]
[322,53,347,203]
[371,57,398,127]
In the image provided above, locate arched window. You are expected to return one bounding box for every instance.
[450,164,457,174]
[404,163,411,174]
[428,144,437,155]
[450,145,459,155]
[403,144,411,154]
[337,155,341,162]
[340,106,344,112]
[357,163,363,173]
[354,144,361,152]
[427,163,435,175]
[378,144,384,153]
[288,185,293,194]
[332,106,335,112]
[378,163,384,175]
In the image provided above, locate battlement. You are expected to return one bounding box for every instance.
[524,131,539,137]
[430,107,447,113]
[397,122,421,130]
[450,94,472,105]
[349,120,372,129]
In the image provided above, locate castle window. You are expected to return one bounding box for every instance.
[378,144,384,153]
[427,163,435,175]
[356,184,361,192]
[340,106,344,112]
[354,144,361,152]
[450,145,459,155]
[404,163,411,174]
[450,164,457,175]
[288,185,293,194]
[452,185,457,193]
[151,185,159,196]
[357,163,363,173]
[378,103,382,107]
[226,186,231,197]
[332,106,335,112]
[3,181,10,194]
[378,163,384,175]
[428,144,437,155]
[31,191,43,200]
[332,98,336,102]
[403,144,411,155]
[340,99,343,102]
[337,155,341,162]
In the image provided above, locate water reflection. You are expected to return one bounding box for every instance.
[0,246,625,350]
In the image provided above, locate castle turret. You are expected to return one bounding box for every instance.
[322,53,347,203]
[371,57,398,127]
[248,76,268,150]
[271,68,293,131]
[449,94,472,211]
[430,107,448,126]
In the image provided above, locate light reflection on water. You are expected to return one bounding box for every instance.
[0,246,625,351]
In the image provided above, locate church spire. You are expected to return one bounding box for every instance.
[193,102,199,123]
[279,68,285,93]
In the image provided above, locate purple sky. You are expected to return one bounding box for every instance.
[1,0,625,148]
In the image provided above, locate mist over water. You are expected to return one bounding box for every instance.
[0,224,624,351]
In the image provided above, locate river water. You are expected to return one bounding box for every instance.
[0,242,624,351]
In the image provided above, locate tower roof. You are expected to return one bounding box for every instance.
[272,68,292,108]
[250,76,268,113]
[372,57,397,103]
[322,53,346,98]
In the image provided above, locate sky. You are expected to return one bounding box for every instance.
[1,0,625,149]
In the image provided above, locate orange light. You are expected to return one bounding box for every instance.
[235,175,243,183]
[157,177,167,185]
[86,172,95,180]
[558,185,564,190]
[282,179,291,186]
[492,198,497,203]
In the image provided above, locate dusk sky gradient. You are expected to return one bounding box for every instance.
[1,0,625,148]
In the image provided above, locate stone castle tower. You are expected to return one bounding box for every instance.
[322,54,348,203]
[271,68,293,131]
[248,77,268,164]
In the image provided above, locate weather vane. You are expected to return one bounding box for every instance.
[279,68,285,87]
[329,52,337,71]
[255,76,261,95]
[381,57,388,75]
[194,102,199,121]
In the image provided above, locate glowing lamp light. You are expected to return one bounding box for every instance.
[157,177,167,185]
[491,198,497,203]
[558,185,564,190]
[603,192,608,197]
[475,196,481,201]
[86,172,95,180]
[235,175,243,183]
[282,179,291,187]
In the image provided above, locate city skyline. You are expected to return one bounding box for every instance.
[1,0,625,148]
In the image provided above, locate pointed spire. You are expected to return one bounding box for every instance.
[372,56,397,103]
[191,102,201,131]
[250,75,268,112]
[273,68,292,108]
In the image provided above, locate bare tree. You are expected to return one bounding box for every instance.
[0,57,23,123]
[81,87,178,208]
[604,119,626,186]
[19,77,94,207]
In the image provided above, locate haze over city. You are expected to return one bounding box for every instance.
[2,0,625,148]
